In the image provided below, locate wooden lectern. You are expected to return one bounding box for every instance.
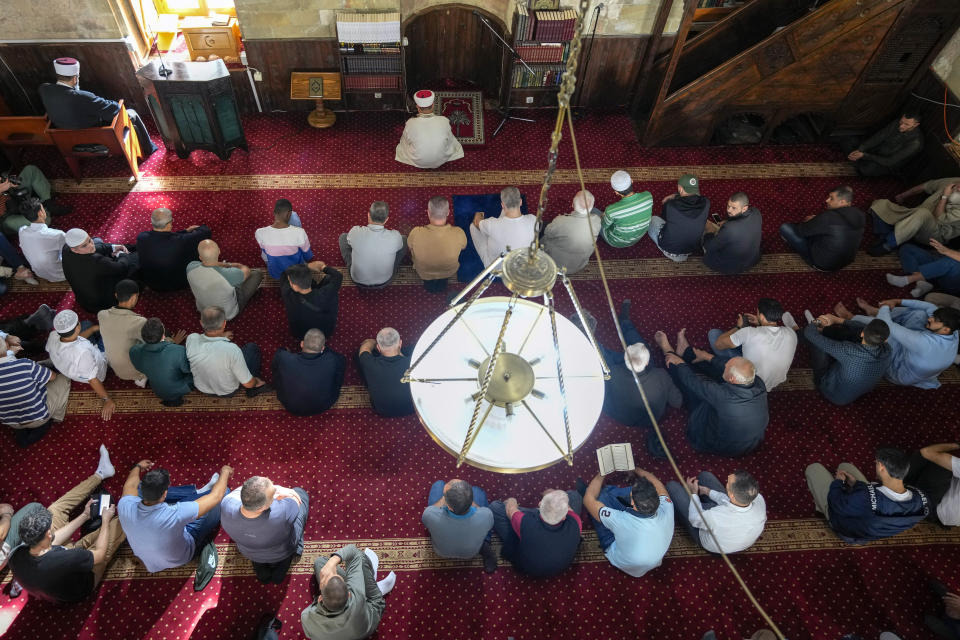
[137,59,247,160]
[290,72,342,128]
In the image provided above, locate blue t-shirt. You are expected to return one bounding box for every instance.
[599,495,674,577]
[117,495,199,573]
[220,491,300,563]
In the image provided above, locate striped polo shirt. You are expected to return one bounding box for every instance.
[601,191,653,248]
[0,358,51,425]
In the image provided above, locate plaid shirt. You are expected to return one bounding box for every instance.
[803,325,891,405]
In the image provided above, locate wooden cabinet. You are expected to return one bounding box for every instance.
[137,59,247,160]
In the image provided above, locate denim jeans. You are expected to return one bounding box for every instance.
[779,223,813,264]
[241,342,261,378]
[899,244,960,295]
[707,328,742,359]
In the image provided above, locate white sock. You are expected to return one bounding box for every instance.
[377,571,396,595]
[199,473,219,493]
[781,311,798,331]
[910,281,934,298]
[885,273,910,287]
[95,445,115,480]
[364,547,379,576]
[134,377,148,388]
[804,310,815,325]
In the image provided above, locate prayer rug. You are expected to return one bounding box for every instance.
[434,91,485,145]
[452,192,529,281]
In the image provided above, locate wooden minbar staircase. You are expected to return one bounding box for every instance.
[633,0,960,147]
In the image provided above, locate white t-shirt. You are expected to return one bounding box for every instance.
[476,214,537,264]
[730,325,797,391]
[937,456,960,526]
[45,333,108,383]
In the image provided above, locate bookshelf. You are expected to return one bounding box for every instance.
[504,7,578,108]
[336,12,406,111]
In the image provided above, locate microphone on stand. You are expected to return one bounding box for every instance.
[155,35,173,77]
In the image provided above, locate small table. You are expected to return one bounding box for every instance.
[290,72,342,128]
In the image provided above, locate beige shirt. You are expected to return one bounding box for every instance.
[395,113,464,169]
[407,223,467,280]
[97,307,147,381]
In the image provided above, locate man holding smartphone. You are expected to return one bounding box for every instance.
[702,192,763,275]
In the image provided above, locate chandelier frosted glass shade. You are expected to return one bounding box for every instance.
[408,296,606,473]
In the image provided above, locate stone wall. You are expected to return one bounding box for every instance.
[0,0,123,41]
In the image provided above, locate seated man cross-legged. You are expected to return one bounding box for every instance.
[665,469,766,554]
[654,329,769,458]
[489,488,582,578]
[272,328,345,417]
[582,467,673,577]
[186,306,271,398]
[708,298,798,392]
[5,446,123,602]
[593,300,681,429]
[805,448,929,544]
[117,460,232,573]
[801,314,891,406]
[779,186,864,272]
[220,476,309,584]
[422,479,497,572]
[129,318,191,407]
[340,201,406,288]
[357,328,414,418]
[301,543,396,640]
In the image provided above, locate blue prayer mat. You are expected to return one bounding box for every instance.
[452,193,529,282]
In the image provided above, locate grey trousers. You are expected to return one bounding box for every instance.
[805,462,868,519]
[235,269,264,313]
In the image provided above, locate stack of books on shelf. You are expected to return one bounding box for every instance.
[532,9,577,41]
[515,6,536,42]
[511,63,565,88]
[515,43,569,63]
[344,56,402,74]
[338,42,401,55]
[343,75,401,90]
[335,12,401,43]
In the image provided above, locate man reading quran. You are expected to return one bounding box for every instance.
[395,90,464,169]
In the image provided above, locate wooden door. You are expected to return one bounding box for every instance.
[403,5,505,101]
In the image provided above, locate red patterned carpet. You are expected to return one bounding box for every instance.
[0,109,958,640]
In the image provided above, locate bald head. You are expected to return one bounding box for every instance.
[197,239,220,263]
[724,357,756,385]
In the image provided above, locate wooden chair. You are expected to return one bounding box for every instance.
[45,100,142,183]
[0,115,53,166]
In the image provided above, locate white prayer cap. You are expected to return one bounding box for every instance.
[53,57,80,76]
[65,228,89,248]
[610,170,632,192]
[53,310,79,334]
[414,90,435,108]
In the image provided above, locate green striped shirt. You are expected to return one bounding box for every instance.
[601,191,653,248]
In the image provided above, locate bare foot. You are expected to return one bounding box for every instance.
[833,302,853,320]
[676,328,690,355]
[856,297,879,316]
[653,330,673,353]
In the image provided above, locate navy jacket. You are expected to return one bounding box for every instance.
[670,358,769,457]
[657,194,710,255]
[702,207,762,275]
[827,480,928,544]
[271,348,346,416]
[38,83,120,129]
[280,266,342,340]
[136,226,211,291]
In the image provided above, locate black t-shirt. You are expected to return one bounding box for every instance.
[357,351,415,417]
[513,511,582,578]
[9,545,95,602]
